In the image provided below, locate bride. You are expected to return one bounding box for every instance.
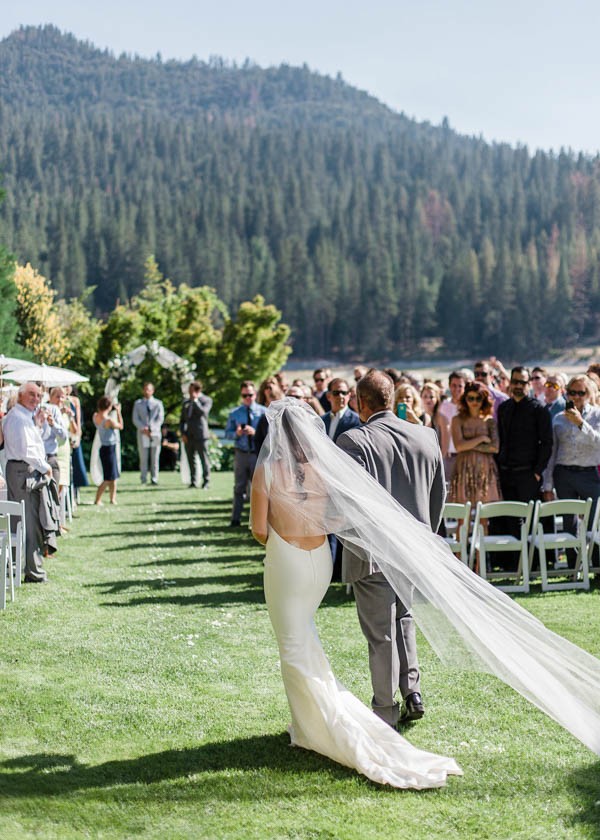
[250,398,600,790]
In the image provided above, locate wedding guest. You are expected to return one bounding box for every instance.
[302,385,325,416]
[159,424,179,471]
[67,385,89,498]
[394,383,431,426]
[93,396,123,505]
[49,387,77,528]
[323,378,360,442]
[2,382,53,582]
[530,366,547,404]
[543,374,566,420]
[473,360,508,418]
[255,381,284,455]
[41,388,68,486]
[225,381,265,526]
[496,367,552,570]
[439,371,466,479]
[542,374,600,568]
[421,382,450,458]
[180,380,212,489]
[448,381,501,506]
[312,368,331,412]
[132,382,164,485]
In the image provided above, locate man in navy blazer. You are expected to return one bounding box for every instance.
[322,378,360,441]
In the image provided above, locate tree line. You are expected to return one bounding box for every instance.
[1,25,600,360]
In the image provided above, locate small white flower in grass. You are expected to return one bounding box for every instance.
[187,640,195,646]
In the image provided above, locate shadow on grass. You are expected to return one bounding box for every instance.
[0,735,363,799]
[568,761,600,838]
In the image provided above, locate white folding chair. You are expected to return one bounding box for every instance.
[469,500,534,593]
[586,502,600,576]
[0,500,25,590]
[441,502,471,563]
[0,512,15,608]
[528,498,591,591]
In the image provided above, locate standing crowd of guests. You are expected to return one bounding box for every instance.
[223,362,600,570]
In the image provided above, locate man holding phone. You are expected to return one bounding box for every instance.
[225,381,265,526]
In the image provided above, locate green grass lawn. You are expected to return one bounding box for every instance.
[1,471,599,839]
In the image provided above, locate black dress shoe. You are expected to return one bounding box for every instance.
[24,575,49,584]
[399,692,425,723]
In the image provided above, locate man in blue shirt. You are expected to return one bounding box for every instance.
[225,381,265,526]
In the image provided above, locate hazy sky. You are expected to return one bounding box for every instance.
[2,0,600,154]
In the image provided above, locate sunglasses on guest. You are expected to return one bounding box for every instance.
[466,394,483,402]
[329,389,348,397]
[544,381,561,390]
[314,377,325,382]
[241,392,255,398]
[567,389,587,397]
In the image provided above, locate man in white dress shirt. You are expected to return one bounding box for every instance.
[2,382,51,582]
[439,371,466,480]
[322,378,360,442]
[132,382,165,485]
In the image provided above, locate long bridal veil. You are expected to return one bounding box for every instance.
[253,398,600,756]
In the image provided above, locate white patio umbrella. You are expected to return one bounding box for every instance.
[0,355,30,389]
[7,362,89,388]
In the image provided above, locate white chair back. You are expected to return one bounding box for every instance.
[469,500,534,593]
[441,502,471,563]
[528,498,592,591]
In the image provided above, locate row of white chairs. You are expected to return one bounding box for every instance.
[0,499,26,609]
[443,497,600,594]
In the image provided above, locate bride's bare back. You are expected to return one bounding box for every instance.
[251,461,329,550]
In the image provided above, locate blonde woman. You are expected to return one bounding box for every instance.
[394,383,431,427]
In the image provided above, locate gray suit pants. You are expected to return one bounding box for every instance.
[137,432,160,483]
[184,436,210,487]
[231,449,257,522]
[352,572,420,726]
[5,460,47,582]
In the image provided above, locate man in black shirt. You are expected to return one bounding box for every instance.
[495,366,553,568]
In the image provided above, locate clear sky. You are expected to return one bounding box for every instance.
[2,0,600,154]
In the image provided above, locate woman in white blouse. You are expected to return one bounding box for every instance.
[543,374,600,567]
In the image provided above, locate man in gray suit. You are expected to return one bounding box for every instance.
[132,382,165,485]
[180,381,213,488]
[337,369,445,728]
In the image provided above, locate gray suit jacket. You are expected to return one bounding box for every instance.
[132,397,165,439]
[179,394,212,440]
[336,410,446,583]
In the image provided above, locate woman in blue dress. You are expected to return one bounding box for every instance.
[93,396,123,505]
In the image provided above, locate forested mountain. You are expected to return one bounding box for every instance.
[1,24,600,358]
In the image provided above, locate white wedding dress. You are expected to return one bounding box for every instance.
[263,525,462,789]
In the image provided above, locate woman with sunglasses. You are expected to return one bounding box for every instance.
[448,381,501,506]
[542,375,600,566]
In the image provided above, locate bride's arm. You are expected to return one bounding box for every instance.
[250,465,269,545]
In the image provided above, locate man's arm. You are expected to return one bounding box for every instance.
[157,400,165,427]
[429,454,446,533]
[224,408,239,441]
[534,403,553,477]
[200,395,213,415]
[179,402,188,435]
[131,401,144,431]
[336,431,366,469]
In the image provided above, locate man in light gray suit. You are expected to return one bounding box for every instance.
[132,382,165,485]
[336,369,445,728]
